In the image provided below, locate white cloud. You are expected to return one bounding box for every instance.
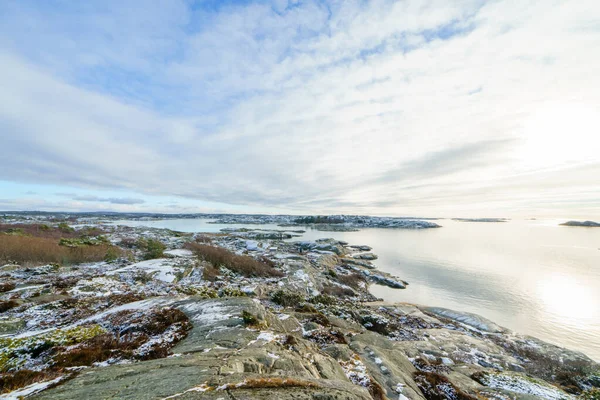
[0,0,599,217]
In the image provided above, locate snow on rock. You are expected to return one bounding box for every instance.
[423,307,506,333]
[479,372,574,399]
[164,249,194,257]
[107,259,182,283]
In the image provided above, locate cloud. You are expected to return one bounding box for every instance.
[0,0,599,217]
[71,195,145,205]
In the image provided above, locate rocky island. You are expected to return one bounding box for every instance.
[0,214,598,399]
[560,221,600,228]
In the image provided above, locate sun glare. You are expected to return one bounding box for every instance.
[537,273,598,322]
[518,102,600,169]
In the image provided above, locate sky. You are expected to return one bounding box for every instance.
[0,0,599,218]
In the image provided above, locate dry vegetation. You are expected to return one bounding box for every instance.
[185,242,283,278]
[0,223,121,265]
[0,235,120,265]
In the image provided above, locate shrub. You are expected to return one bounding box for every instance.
[138,239,166,260]
[271,290,305,307]
[186,243,283,278]
[57,223,74,233]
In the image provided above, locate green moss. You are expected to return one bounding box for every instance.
[582,388,600,400]
[271,290,305,307]
[219,287,247,297]
[0,324,106,371]
[59,236,109,247]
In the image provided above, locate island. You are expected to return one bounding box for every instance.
[560,220,600,227]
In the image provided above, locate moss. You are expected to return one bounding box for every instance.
[582,388,600,400]
[219,287,247,297]
[0,324,106,371]
[241,310,267,329]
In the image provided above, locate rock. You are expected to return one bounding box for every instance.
[348,245,372,252]
[341,258,376,269]
[560,220,600,227]
[353,253,378,260]
[421,307,507,333]
[0,317,26,334]
[246,240,259,251]
[34,298,372,400]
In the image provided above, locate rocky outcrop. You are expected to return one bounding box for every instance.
[560,220,600,227]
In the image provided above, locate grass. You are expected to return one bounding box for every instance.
[414,371,477,400]
[0,369,64,394]
[0,235,121,265]
[0,224,104,240]
[185,243,283,278]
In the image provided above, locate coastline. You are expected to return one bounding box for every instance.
[1,219,599,399]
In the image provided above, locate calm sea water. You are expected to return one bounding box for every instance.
[111,218,600,361]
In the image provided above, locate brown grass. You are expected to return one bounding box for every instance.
[202,264,220,281]
[0,300,19,313]
[0,369,64,394]
[0,235,121,265]
[225,377,320,390]
[414,372,477,400]
[0,282,16,293]
[0,224,104,240]
[185,243,283,278]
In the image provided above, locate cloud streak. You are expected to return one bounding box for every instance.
[0,0,599,217]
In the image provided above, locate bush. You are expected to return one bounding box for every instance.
[57,223,74,233]
[271,290,305,307]
[186,243,283,278]
[138,239,166,260]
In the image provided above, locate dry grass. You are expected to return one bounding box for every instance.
[0,235,121,265]
[414,371,477,400]
[202,264,220,281]
[185,243,283,278]
[0,300,19,313]
[0,224,104,240]
[0,369,64,394]
[0,282,16,293]
[224,377,320,390]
